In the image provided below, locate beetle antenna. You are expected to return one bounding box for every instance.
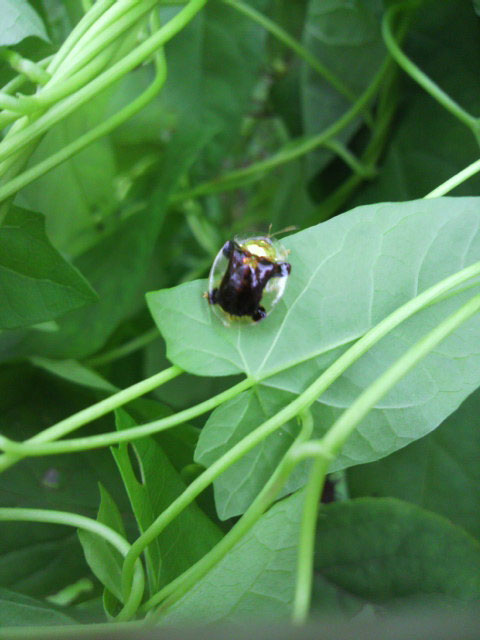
[268,225,298,238]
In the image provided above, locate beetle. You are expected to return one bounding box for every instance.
[207,237,291,324]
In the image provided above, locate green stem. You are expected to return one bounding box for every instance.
[0,141,43,223]
[307,90,395,222]
[0,49,51,85]
[323,138,376,179]
[222,0,369,121]
[306,21,403,223]
[0,45,116,135]
[0,366,182,473]
[172,57,390,202]
[0,48,167,202]
[46,0,116,75]
[86,327,160,368]
[0,93,31,114]
[0,508,145,622]
[291,454,330,624]
[0,0,208,167]
[382,3,480,136]
[292,293,480,622]
[0,377,255,457]
[1,56,53,95]
[139,410,314,615]
[320,293,480,459]
[42,0,158,89]
[0,47,115,182]
[56,0,142,74]
[425,158,480,198]
[82,0,94,13]
[0,57,53,129]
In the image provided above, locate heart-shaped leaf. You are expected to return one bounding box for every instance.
[314,498,480,607]
[150,197,480,518]
[0,0,48,46]
[348,387,480,539]
[0,207,97,330]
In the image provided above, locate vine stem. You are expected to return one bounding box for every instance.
[47,0,116,75]
[0,377,255,457]
[320,293,480,458]
[0,47,168,203]
[424,158,480,198]
[26,0,159,108]
[0,49,51,85]
[0,1,114,128]
[222,0,370,120]
[0,47,116,179]
[323,139,376,178]
[382,2,480,139]
[290,293,480,623]
[0,508,145,621]
[172,57,391,202]
[0,0,208,168]
[51,0,154,80]
[86,327,160,368]
[291,454,330,624]
[0,366,182,473]
[1,56,53,95]
[143,411,315,617]
[0,93,32,114]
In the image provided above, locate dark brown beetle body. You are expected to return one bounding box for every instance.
[208,240,291,322]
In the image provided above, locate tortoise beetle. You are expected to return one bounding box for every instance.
[207,235,291,326]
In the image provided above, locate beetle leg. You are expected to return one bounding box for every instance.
[273,261,291,277]
[252,306,267,322]
[222,240,234,258]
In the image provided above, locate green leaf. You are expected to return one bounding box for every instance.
[160,491,304,625]
[17,98,118,256]
[150,197,480,517]
[0,588,74,627]
[30,357,117,393]
[78,485,125,602]
[150,198,480,380]
[348,387,480,540]
[195,387,306,520]
[111,410,162,594]
[301,0,385,175]
[112,409,222,595]
[143,334,241,412]
[0,0,49,46]
[0,206,96,330]
[34,1,73,49]
[129,397,220,527]
[314,498,480,609]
